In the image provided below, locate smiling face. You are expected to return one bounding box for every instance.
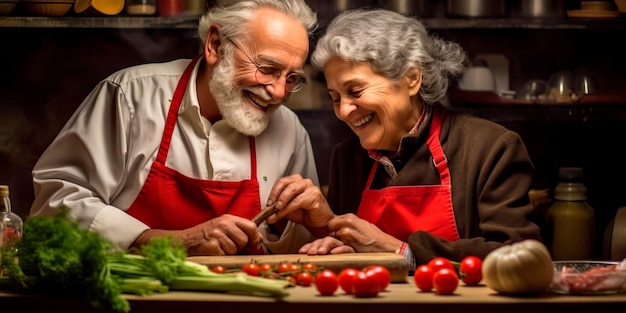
[209,7,309,136]
[323,57,423,151]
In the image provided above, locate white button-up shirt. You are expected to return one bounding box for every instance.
[30,59,319,252]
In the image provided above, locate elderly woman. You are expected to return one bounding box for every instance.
[267,8,541,267]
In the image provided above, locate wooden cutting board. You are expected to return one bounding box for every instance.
[187,252,410,283]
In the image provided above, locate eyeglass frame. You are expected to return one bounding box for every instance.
[224,37,308,93]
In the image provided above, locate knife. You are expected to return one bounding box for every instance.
[252,203,277,226]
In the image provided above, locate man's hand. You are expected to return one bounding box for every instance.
[265,174,335,237]
[131,214,264,256]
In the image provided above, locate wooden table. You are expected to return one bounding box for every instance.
[1,278,625,313]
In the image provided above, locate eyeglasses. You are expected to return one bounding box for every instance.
[226,37,307,93]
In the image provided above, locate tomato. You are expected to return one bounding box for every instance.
[277,262,293,273]
[302,262,317,272]
[210,265,227,274]
[259,263,274,274]
[432,268,459,295]
[285,275,298,285]
[413,264,434,292]
[338,267,359,294]
[314,269,339,296]
[242,263,260,276]
[363,265,391,292]
[290,263,302,272]
[296,271,313,287]
[352,270,380,298]
[459,255,483,286]
[427,257,455,273]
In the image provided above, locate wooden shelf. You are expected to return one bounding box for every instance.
[1,16,626,29]
[0,16,200,28]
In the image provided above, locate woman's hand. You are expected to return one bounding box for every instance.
[298,236,356,255]
[327,214,403,253]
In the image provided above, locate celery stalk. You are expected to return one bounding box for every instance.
[168,273,290,298]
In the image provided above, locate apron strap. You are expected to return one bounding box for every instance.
[156,57,200,164]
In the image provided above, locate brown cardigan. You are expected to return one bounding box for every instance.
[325,107,541,265]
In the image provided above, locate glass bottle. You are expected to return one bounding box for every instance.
[545,167,595,260]
[0,185,23,249]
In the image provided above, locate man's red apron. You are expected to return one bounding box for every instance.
[127,57,262,230]
[356,107,460,241]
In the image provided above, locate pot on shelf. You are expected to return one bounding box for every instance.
[446,0,507,18]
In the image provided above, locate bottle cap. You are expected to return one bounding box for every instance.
[558,167,584,181]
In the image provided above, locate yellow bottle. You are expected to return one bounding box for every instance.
[546,167,595,260]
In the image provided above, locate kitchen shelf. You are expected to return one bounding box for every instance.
[447,89,626,122]
[1,16,626,29]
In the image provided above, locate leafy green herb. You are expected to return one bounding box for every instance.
[0,207,129,313]
[0,207,291,313]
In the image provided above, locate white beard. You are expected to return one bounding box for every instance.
[208,49,272,137]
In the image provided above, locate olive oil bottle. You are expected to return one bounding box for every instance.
[545,167,595,260]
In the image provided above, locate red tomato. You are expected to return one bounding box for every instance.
[363,265,391,292]
[290,263,302,272]
[302,262,317,272]
[459,255,483,286]
[314,269,339,296]
[427,257,455,273]
[242,263,260,276]
[338,267,359,294]
[210,265,227,274]
[259,263,274,274]
[285,275,298,285]
[413,264,434,292]
[432,268,459,295]
[296,271,313,287]
[277,262,293,273]
[352,270,380,298]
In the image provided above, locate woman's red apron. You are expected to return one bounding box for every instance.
[356,107,460,241]
[127,57,262,230]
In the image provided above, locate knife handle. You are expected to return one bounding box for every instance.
[252,203,276,226]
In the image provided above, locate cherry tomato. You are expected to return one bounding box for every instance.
[242,263,260,276]
[314,269,339,296]
[432,268,459,295]
[338,267,359,294]
[363,265,391,292]
[302,262,317,272]
[210,265,227,274]
[352,270,380,298]
[290,263,302,272]
[285,275,298,285]
[296,271,313,286]
[413,264,434,292]
[277,262,293,273]
[259,263,274,274]
[427,257,455,273]
[459,255,483,286]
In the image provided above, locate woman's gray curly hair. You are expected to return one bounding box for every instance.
[198,0,318,47]
[311,8,467,106]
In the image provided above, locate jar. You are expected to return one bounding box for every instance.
[158,0,183,17]
[126,0,156,15]
[545,167,595,260]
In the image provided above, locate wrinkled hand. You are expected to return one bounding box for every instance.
[265,174,335,237]
[184,214,264,256]
[325,214,403,253]
[298,236,356,255]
